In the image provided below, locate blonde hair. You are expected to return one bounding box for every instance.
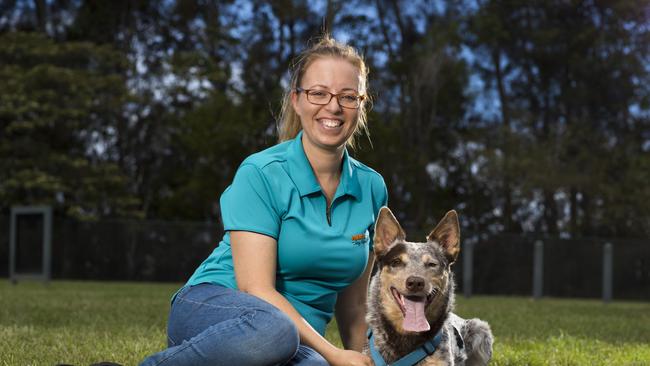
[277,35,371,150]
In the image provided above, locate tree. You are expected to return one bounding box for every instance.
[351,0,471,231]
[0,32,139,218]
[467,0,650,237]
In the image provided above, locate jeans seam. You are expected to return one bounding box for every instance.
[175,296,254,310]
[279,345,300,366]
[154,310,257,366]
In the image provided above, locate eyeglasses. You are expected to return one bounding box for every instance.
[295,87,365,109]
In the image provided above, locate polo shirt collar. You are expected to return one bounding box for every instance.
[288,130,361,200]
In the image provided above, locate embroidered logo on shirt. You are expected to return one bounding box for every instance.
[351,233,369,246]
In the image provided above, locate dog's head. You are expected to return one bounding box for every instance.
[372,206,460,334]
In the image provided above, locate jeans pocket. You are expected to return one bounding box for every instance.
[171,285,194,306]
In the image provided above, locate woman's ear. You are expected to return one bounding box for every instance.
[291,89,299,113]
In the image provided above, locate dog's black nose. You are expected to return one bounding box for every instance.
[406,276,425,292]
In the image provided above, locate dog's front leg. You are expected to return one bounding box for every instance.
[419,353,452,366]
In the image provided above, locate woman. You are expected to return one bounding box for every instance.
[140,35,387,366]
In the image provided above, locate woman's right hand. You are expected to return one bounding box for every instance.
[328,349,373,366]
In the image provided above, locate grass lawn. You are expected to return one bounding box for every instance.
[1,280,649,365]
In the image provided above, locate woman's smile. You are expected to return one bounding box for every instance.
[317,117,344,129]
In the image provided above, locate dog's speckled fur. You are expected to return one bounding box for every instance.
[365,207,493,365]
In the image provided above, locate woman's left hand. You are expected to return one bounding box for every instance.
[328,349,373,366]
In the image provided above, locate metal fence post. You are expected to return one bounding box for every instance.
[533,240,544,299]
[43,206,52,284]
[463,240,474,298]
[603,242,613,303]
[9,211,16,284]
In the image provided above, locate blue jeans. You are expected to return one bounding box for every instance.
[139,283,329,366]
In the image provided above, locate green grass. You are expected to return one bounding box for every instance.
[1,280,649,365]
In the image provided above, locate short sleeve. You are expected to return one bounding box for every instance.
[368,176,389,252]
[220,163,280,239]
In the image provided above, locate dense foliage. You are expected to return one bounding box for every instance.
[1,0,648,238]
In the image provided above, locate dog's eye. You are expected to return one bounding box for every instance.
[426,262,438,268]
[390,258,403,267]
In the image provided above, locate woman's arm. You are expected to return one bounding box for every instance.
[335,253,375,351]
[230,230,372,366]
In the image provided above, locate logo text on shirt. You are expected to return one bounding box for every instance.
[351,233,368,246]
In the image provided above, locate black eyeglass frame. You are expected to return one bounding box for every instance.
[295,87,366,109]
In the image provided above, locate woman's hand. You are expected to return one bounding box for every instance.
[328,349,373,366]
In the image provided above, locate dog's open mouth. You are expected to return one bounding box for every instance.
[391,287,436,332]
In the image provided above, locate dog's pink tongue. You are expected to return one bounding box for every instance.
[402,297,430,332]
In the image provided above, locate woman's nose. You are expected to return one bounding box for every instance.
[324,95,343,113]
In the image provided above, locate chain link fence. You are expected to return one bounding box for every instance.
[2,215,649,300]
[1,215,218,282]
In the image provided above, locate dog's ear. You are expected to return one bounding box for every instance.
[427,210,461,264]
[374,206,406,257]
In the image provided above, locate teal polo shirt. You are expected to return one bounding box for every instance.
[185,130,388,335]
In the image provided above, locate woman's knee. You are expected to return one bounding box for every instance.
[146,308,299,366]
[244,306,300,364]
[164,285,301,365]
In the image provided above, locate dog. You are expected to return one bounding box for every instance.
[364,207,493,365]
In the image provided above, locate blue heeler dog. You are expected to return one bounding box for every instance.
[365,207,493,365]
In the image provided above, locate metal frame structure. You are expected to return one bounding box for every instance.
[9,206,52,284]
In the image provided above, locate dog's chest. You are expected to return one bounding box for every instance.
[417,354,451,366]
[369,329,455,366]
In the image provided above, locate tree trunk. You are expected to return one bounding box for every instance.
[543,188,558,234]
[33,0,47,32]
[569,186,578,238]
[492,47,514,232]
